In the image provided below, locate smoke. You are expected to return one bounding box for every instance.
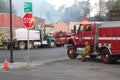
[12,0,90,23]
[0,0,9,13]
[0,0,16,13]
[12,0,60,23]
[61,1,90,23]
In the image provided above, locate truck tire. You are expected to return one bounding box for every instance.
[29,41,33,49]
[101,49,112,64]
[49,41,56,48]
[67,46,78,59]
[18,41,26,50]
[26,41,33,49]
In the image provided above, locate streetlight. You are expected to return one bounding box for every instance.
[10,0,14,63]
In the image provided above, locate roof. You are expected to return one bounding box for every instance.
[0,13,25,28]
[100,21,120,28]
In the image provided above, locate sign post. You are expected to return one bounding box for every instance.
[23,13,34,67]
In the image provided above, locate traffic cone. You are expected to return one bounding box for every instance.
[3,59,9,70]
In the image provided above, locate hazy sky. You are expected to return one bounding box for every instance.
[13,0,99,15]
[12,0,100,23]
[47,0,99,16]
[47,0,99,9]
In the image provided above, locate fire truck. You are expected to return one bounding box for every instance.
[53,31,71,47]
[67,21,120,64]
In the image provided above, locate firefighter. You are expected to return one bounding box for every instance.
[81,42,91,62]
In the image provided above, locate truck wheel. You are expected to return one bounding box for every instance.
[101,49,112,64]
[18,41,25,50]
[29,41,33,49]
[67,46,78,59]
[27,41,33,49]
[49,41,56,48]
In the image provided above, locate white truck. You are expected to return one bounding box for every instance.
[5,28,56,49]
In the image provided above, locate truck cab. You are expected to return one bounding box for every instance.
[68,22,96,47]
[35,28,56,48]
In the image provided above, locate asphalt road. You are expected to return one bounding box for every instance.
[0,47,120,80]
[0,47,67,63]
[0,59,120,80]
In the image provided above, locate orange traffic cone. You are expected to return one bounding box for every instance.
[3,59,9,70]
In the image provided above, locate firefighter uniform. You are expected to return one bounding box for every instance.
[81,42,91,61]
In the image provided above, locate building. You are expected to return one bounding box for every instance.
[0,13,26,40]
[52,22,69,33]
[34,17,45,29]
[0,13,25,28]
[110,8,120,21]
[45,24,54,34]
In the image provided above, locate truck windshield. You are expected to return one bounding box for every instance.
[77,25,84,32]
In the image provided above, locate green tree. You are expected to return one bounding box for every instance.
[112,0,120,9]
[94,0,117,21]
[106,0,115,10]
[0,0,16,14]
[0,0,9,13]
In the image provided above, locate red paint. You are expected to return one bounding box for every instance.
[0,13,25,28]
[23,13,34,29]
[53,32,72,46]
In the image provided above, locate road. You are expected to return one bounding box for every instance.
[0,47,67,63]
[0,47,120,80]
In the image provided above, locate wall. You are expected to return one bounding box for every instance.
[52,22,69,33]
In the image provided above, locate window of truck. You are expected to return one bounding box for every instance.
[86,24,92,32]
[78,25,84,32]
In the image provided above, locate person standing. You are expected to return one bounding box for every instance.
[81,42,91,62]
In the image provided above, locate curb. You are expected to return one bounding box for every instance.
[0,57,68,70]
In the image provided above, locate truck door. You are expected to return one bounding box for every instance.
[84,24,94,45]
[77,24,84,45]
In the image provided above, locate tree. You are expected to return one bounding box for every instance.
[61,1,90,23]
[0,0,16,14]
[0,0,9,13]
[106,0,115,10]
[112,0,120,9]
[94,0,116,21]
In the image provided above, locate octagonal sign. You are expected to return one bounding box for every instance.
[23,13,34,29]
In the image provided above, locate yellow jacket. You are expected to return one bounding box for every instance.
[84,44,91,53]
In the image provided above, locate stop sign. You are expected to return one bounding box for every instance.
[23,13,34,29]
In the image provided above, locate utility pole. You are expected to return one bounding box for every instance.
[10,0,14,63]
[87,0,90,20]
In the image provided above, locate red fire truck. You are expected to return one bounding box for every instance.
[53,31,71,47]
[67,21,120,64]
